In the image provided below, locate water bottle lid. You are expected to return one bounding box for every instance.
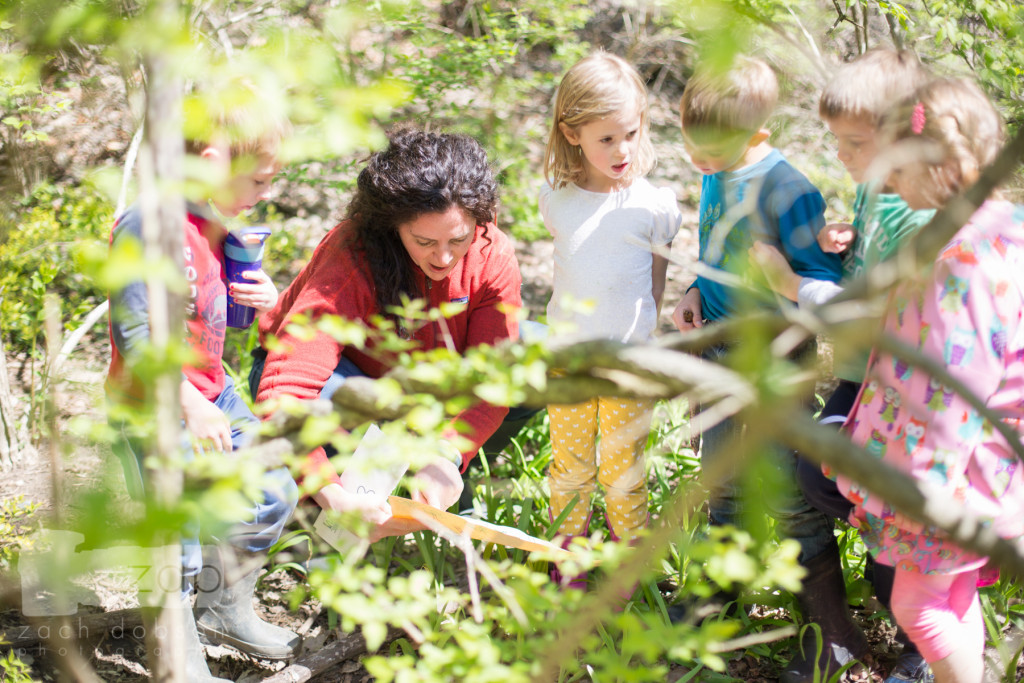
[225,226,271,261]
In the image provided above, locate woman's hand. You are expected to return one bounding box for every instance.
[410,455,464,511]
[365,456,464,541]
[228,269,279,313]
[672,286,703,332]
[181,380,232,452]
[314,483,423,542]
[313,483,392,525]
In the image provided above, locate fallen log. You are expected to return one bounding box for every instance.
[262,627,403,683]
[0,608,143,649]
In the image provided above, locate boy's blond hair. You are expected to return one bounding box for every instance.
[680,56,777,137]
[544,51,656,189]
[184,78,289,161]
[819,49,930,126]
[884,77,1004,206]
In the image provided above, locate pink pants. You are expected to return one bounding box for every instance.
[890,566,983,663]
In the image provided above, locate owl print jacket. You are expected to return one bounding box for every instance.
[832,200,1024,574]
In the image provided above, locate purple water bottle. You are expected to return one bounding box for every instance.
[224,226,272,328]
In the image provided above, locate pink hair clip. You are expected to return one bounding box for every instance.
[911,102,926,135]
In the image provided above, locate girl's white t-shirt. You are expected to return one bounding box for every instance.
[541,178,682,343]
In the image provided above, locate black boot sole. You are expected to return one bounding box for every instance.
[197,623,299,661]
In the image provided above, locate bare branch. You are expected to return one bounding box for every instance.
[883,8,905,50]
[778,413,1024,577]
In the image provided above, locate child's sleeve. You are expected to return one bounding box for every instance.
[538,182,556,237]
[652,187,683,246]
[797,278,844,308]
[767,168,843,284]
[108,208,152,356]
[875,204,936,264]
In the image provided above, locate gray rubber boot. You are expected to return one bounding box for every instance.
[779,541,870,683]
[884,648,934,683]
[195,549,301,660]
[182,602,231,682]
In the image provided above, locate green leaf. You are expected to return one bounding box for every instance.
[363,620,388,652]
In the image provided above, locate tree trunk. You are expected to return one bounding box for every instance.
[136,2,186,678]
[0,331,27,472]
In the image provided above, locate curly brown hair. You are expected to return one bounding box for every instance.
[347,128,499,320]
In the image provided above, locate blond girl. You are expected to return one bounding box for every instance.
[541,52,681,579]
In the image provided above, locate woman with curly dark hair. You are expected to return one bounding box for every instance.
[251,129,522,533]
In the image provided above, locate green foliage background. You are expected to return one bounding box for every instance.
[2,1,1024,681]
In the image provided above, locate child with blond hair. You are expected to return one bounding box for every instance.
[541,52,681,581]
[671,56,847,676]
[108,84,298,680]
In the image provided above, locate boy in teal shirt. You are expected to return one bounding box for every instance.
[671,55,848,674]
[750,48,935,683]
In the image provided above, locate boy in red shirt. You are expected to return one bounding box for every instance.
[107,92,298,680]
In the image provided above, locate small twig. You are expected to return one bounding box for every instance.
[261,627,402,683]
[406,507,528,627]
[784,4,824,71]
[829,0,847,30]
[116,126,144,217]
[50,300,109,380]
[709,625,798,653]
[462,525,483,624]
[296,604,321,637]
[399,619,426,645]
[883,9,905,50]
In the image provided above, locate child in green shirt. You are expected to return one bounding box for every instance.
[750,48,936,683]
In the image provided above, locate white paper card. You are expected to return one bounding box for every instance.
[314,424,409,555]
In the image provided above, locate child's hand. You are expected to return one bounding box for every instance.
[313,483,393,526]
[819,222,856,254]
[748,241,800,301]
[848,506,924,536]
[181,380,232,452]
[672,287,703,332]
[228,269,279,313]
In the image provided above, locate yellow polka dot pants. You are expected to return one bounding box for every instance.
[548,396,654,543]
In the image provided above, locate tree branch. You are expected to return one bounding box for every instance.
[777,412,1024,576]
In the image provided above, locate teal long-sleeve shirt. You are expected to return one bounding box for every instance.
[694,149,842,322]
